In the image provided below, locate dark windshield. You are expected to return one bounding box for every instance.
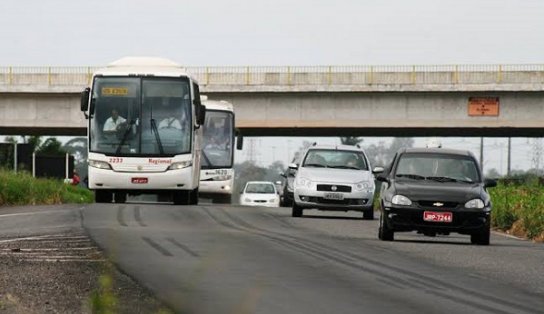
[89,77,192,156]
[302,149,369,170]
[201,110,234,169]
[395,153,481,183]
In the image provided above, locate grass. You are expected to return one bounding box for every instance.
[490,182,544,239]
[0,169,93,206]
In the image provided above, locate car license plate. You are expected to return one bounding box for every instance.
[423,211,452,223]
[131,177,148,184]
[324,192,344,200]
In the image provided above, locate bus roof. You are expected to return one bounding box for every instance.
[93,56,197,81]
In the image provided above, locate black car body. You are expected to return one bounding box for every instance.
[376,148,496,245]
[280,168,296,207]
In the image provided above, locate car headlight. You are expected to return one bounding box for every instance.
[392,195,412,206]
[168,161,192,170]
[296,177,312,188]
[355,181,373,191]
[465,199,485,209]
[88,160,112,170]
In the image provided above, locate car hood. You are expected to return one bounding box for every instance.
[242,193,277,200]
[297,167,372,184]
[393,180,483,202]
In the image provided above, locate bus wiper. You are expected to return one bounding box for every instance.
[116,120,136,155]
[201,149,212,166]
[150,118,164,155]
[395,174,426,180]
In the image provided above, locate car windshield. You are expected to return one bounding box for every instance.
[245,183,276,194]
[89,77,192,156]
[302,149,368,170]
[395,153,480,183]
[201,110,234,168]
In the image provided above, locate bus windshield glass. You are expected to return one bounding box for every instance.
[89,77,192,156]
[201,110,234,168]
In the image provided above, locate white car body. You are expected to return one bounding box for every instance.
[239,181,280,207]
[292,144,376,218]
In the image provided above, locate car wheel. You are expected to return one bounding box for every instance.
[189,188,199,205]
[378,211,394,241]
[363,208,374,220]
[470,226,490,245]
[292,203,303,217]
[95,190,112,203]
[114,192,127,204]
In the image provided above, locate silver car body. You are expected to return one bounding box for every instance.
[293,145,375,211]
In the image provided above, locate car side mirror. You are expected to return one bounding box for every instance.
[372,166,385,174]
[484,178,497,188]
[280,172,286,178]
[288,163,298,170]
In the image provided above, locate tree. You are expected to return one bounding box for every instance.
[339,137,363,146]
[37,138,66,155]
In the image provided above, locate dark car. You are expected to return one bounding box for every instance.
[279,167,296,207]
[375,147,497,245]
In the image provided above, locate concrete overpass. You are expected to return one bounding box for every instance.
[0,65,543,136]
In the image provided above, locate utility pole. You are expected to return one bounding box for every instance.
[507,137,511,176]
[479,137,484,174]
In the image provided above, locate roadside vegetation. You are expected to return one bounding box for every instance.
[0,169,93,206]
[490,177,544,241]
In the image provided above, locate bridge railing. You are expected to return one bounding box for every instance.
[1,65,543,87]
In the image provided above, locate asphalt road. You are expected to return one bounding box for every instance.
[2,203,543,313]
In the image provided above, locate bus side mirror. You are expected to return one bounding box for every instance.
[80,88,90,118]
[198,105,206,126]
[236,130,244,150]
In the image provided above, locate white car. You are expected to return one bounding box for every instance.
[291,144,378,219]
[239,181,280,207]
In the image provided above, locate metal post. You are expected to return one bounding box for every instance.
[32,153,36,177]
[65,153,69,179]
[13,143,17,172]
[507,137,512,176]
[480,137,484,174]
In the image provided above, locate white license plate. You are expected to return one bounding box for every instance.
[323,192,344,200]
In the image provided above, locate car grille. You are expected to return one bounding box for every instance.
[308,197,367,205]
[316,184,352,193]
[418,200,459,208]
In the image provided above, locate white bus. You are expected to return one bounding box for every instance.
[199,97,241,203]
[80,57,206,205]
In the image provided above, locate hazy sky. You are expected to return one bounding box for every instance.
[1,0,542,173]
[0,0,543,66]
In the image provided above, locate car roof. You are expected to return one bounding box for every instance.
[307,144,364,152]
[400,147,474,157]
[245,181,275,185]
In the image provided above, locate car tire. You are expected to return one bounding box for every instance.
[95,190,112,203]
[292,203,303,217]
[114,192,127,204]
[470,226,490,245]
[363,208,374,220]
[378,211,394,241]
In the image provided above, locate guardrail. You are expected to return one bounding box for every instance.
[0,65,543,86]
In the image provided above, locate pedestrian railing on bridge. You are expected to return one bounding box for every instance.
[1,64,543,87]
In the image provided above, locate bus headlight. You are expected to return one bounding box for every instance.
[213,175,232,181]
[168,161,192,170]
[89,160,112,170]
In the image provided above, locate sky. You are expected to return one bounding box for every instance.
[1,0,543,173]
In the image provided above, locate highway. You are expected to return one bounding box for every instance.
[2,203,543,313]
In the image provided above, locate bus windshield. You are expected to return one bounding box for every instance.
[201,110,234,168]
[89,77,192,157]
